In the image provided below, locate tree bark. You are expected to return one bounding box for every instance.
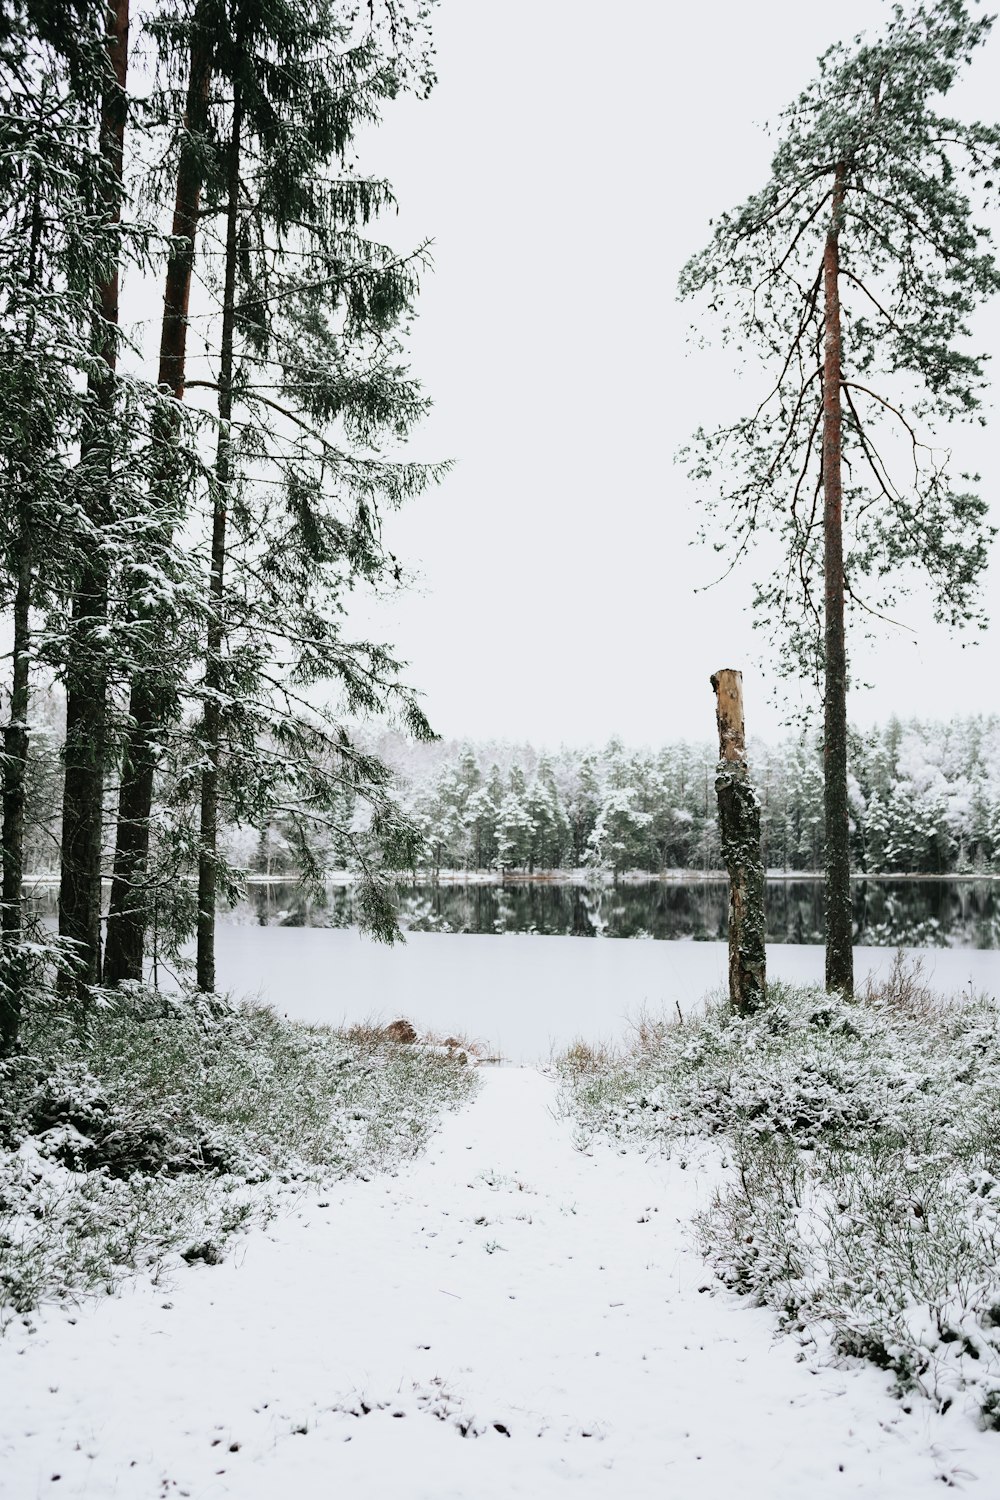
[104,12,213,985]
[1,533,32,1052]
[58,0,129,996]
[821,163,854,997]
[710,668,766,1013]
[196,82,242,993]
[2,175,45,1050]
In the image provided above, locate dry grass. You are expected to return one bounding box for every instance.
[421,1028,499,1063]
[342,1016,500,1064]
[857,947,987,1027]
[858,948,946,1022]
[341,1015,394,1048]
[559,1037,619,1076]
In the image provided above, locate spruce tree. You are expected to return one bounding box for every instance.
[1,0,136,1038]
[103,0,217,985]
[679,0,1000,993]
[190,0,439,989]
[100,0,440,988]
[56,0,130,993]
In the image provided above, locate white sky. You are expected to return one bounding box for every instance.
[346,0,1000,747]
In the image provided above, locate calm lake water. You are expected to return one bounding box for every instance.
[227,878,1000,950]
[25,878,1000,1058]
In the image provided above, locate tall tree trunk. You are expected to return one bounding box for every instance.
[2,178,45,1051]
[710,668,766,1013]
[104,13,213,985]
[196,83,242,993]
[1,532,32,1052]
[58,0,129,996]
[822,162,854,997]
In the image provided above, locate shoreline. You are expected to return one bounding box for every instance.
[18,869,1000,888]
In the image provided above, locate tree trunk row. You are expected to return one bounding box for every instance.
[57,0,130,1001]
[104,5,213,985]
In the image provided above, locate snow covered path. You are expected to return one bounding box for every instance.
[4,1067,1000,1499]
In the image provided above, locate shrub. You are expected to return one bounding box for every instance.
[0,987,477,1324]
[558,957,1000,1426]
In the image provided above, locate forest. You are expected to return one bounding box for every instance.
[10,700,1000,889]
[341,717,1000,878]
[9,0,1000,1483]
[0,0,437,1053]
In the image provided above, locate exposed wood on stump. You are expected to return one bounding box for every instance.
[710,669,766,1013]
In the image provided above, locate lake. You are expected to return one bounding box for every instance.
[205,878,1000,1060]
[200,927,1000,1065]
[25,877,1000,1061]
[232,876,1000,949]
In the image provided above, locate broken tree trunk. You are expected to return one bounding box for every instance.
[710,669,766,1013]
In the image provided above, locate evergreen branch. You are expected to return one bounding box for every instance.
[843,577,916,634]
[839,268,905,335]
[841,380,931,480]
[840,382,901,510]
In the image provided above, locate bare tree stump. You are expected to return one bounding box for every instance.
[710,669,766,1013]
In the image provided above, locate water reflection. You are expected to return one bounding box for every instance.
[21,878,1000,948]
[232,878,1000,949]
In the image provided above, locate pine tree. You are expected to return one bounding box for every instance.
[680,1,1000,993]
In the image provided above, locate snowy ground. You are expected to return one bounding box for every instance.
[206,927,1000,1062]
[4,1065,1000,1499]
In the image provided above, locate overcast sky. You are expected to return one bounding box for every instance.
[349,0,1000,748]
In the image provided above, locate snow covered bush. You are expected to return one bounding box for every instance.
[558,956,1000,1426]
[0,989,477,1326]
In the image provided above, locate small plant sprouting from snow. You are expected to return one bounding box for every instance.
[557,953,1000,1429]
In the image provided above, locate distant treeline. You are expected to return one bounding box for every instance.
[13,711,1000,880]
[364,718,1000,877]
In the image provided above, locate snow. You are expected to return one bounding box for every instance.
[4,1064,1000,1498]
[206,927,1000,1063]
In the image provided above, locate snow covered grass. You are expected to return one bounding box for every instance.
[558,954,1000,1427]
[0,988,478,1327]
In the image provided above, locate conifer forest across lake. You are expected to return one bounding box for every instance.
[232,876,1000,950]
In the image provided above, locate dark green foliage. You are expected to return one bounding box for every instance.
[3,0,442,1029]
[158,0,445,976]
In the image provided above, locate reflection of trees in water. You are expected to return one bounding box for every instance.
[854,880,1000,949]
[24,876,998,947]
[251,883,351,929]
